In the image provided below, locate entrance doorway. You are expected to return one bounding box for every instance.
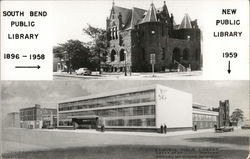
[173,48,181,62]
[72,116,98,129]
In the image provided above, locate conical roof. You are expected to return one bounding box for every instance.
[141,3,158,23]
[162,1,169,15]
[179,13,192,29]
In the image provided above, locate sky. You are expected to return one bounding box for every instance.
[1,80,249,119]
[51,0,206,45]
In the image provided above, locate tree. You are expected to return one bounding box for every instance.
[83,24,108,73]
[54,40,93,73]
[53,46,64,59]
[230,108,244,126]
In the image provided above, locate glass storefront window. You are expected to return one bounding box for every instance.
[59,105,156,127]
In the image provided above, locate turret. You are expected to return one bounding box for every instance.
[179,13,192,29]
[141,3,158,23]
[170,13,174,29]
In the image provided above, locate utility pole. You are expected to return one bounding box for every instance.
[124,50,127,76]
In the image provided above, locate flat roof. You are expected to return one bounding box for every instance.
[59,84,190,104]
[59,84,158,104]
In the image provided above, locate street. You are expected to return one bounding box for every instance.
[2,128,249,159]
[53,71,203,80]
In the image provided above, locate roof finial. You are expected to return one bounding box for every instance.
[164,1,166,4]
[112,0,115,7]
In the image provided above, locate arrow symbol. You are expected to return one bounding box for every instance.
[15,65,40,69]
[227,61,231,74]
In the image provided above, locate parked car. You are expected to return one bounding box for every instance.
[241,124,250,129]
[75,68,91,75]
[215,127,234,133]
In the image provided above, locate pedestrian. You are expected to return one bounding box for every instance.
[164,124,167,134]
[101,125,104,132]
[103,125,105,132]
[194,125,197,131]
[160,124,163,134]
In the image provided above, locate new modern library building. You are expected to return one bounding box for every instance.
[57,84,219,132]
[58,84,193,131]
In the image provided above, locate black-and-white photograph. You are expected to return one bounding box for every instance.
[1,80,249,159]
[52,1,203,80]
[1,0,249,159]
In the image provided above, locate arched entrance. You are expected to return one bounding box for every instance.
[183,48,190,60]
[172,48,181,62]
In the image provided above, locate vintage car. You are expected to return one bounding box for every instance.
[215,127,234,133]
[75,68,91,75]
[241,124,250,129]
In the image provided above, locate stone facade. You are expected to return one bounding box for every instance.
[218,100,230,127]
[104,1,201,72]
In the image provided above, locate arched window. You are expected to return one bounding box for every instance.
[120,49,125,61]
[172,48,181,62]
[183,48,190,60]
[115,27,118,39]
[112,27,115,40]
[110,28,113,39]
[111,50,116,62]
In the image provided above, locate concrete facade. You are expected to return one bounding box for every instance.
[104,2,201,72]
[58,84,193,132]
[156,85,192,129]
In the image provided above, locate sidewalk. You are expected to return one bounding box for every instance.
[53,71,202,80]
[38,128,215,137]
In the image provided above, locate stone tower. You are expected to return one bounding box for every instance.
[219,100,230,127]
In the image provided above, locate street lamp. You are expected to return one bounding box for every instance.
[124,50,127,76]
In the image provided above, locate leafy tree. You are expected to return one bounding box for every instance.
[53,46,64,59]
[54,40,93,73]
[83,24,108,72]
[230,108,244,125]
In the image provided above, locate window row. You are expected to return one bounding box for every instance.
[110,27,118,40]
[59,105,156,120]
[59,118,156,127]
[20,116,35,121]
[105,118,156,127]
[192,113,217,122]
[193,121,218,129]
[59,90,155,111]
[20,110,35,115]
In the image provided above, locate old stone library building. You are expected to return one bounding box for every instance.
[103,1,201,72]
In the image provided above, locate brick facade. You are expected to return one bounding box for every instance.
[104,2,201,72]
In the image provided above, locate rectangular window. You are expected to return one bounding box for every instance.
[146,118,156,126]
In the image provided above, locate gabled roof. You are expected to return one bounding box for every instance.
[141,3,158,23]
[179,13,192,29]
[124,7,146,30]
[110,6,131,26]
